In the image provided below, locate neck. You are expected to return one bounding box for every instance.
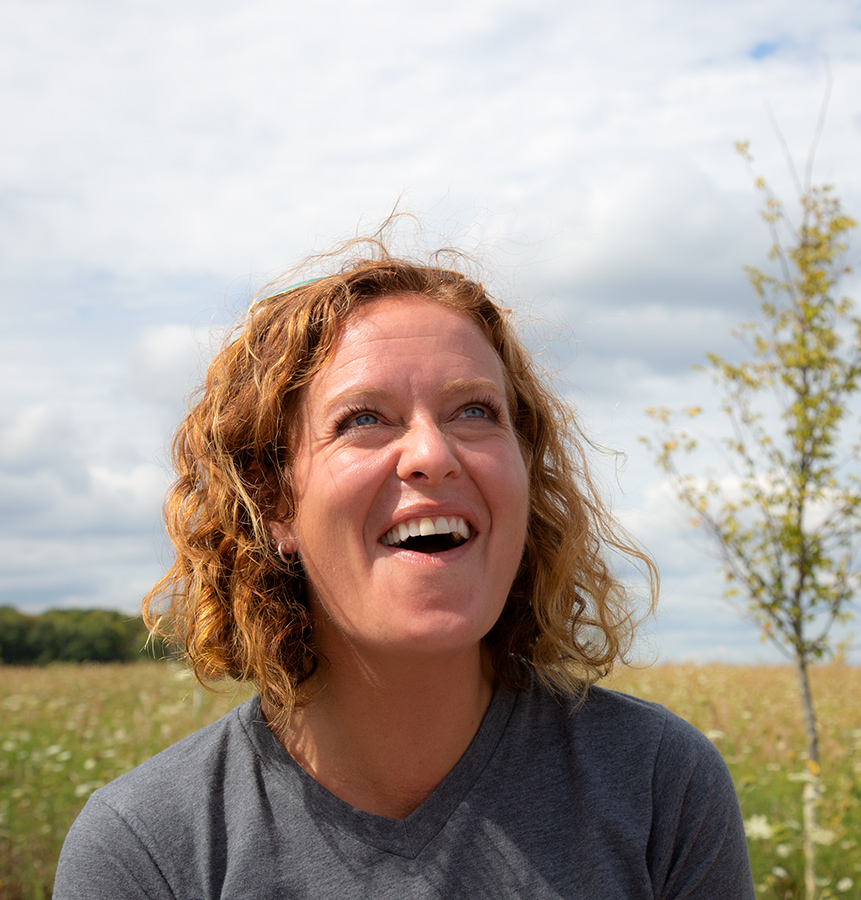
[267,645,494,819]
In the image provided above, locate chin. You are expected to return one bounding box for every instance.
[375,611,501,659]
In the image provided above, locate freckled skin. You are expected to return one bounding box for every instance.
[271,294,530,668]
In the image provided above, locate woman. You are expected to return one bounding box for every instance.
[55,246,754,898]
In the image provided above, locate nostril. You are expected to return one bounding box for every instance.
[395,424,462,484]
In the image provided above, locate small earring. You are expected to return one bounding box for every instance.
[277,542,296,565]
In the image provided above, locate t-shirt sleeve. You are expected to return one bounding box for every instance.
[53,794,175,900]
[648,717,755,900]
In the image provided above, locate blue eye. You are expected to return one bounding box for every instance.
[462,406,488,419]
[335,405,385,435]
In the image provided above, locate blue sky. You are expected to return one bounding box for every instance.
[2,0,860,663]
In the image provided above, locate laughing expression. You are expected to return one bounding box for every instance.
[272,293,530,665]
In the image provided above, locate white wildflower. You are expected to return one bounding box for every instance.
[837,877,854,893]
[73,781,103,798]
[811,826,837,846]
[744,815,774,840]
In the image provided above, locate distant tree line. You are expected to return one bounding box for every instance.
[0,607,173,664]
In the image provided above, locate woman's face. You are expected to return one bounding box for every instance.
[273,294,529,665]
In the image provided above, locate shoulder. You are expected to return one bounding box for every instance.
[507,681,736,816]
[517,679,719,761]
[95,695,263,808]
[582,685,722,760]
[60,698,268,855]
[55,697,270,898]
[501,681,753,898]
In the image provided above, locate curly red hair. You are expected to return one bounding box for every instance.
[144,245,657,718]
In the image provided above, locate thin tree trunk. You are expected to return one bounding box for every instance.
[796,653,820,900]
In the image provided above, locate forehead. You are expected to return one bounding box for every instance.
[313,293,506,389]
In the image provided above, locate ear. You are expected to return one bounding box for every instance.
[268,519,298,557]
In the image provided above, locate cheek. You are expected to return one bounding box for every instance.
[291,454,390,560]
[499,449,530,513]
[509,468,531,568]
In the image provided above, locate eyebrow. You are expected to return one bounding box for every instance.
[319,377,507,418]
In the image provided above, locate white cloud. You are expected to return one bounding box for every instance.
[1,0,860,662]
[127,323,209,408]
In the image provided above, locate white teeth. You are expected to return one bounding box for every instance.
[382,516,471,549]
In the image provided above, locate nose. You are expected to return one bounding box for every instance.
[396,416,462,484]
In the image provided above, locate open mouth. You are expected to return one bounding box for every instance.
[381,516,471,554]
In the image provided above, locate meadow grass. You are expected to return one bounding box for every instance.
[0,663,253,900]
[1,662,858,899]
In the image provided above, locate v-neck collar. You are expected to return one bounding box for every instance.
[241,687,517,859]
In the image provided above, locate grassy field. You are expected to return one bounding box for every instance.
[1,662,858,899]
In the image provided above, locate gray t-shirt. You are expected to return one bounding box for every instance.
[54,682,754,899]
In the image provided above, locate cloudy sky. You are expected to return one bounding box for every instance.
[2,0,860,663]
